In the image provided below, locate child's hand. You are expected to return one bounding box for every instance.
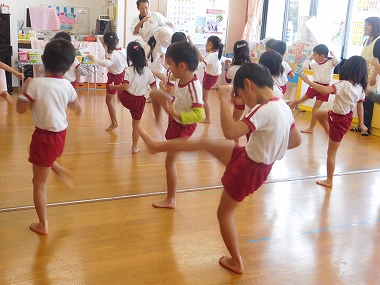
[371,57,379,66]
[165,100,180,120]
[330,50,335,57]
[301,74,311,84]
[218,85,232,101]
[187,35,192,43]
[109,84,115,90]
[225,59,231,69]
[87,55,94,61]
[16,72,24,81]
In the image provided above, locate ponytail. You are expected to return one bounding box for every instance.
[218,42,224,60]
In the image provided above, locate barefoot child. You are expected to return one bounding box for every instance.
[139,62,302,273]
[288,44,340,133]
[109,41,157,154]
[16,39,82,235]
[149,41,205,208]
[0,61,24,104]
[301,55,368,188]
[89,31,127,131]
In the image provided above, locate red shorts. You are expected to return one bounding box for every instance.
[29,128,66,167]
[279,84,287,94]
[305,83,330,102]
[221,145,274,202]
[328,110,353,142]
[118,91,146,120]
[165,116,197,140]
[107,72,124,94]
[202,72,219,91]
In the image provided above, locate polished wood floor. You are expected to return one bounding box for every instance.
[1,89,380,284]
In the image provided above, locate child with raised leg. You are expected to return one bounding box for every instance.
[139,62,302,273]
[288,44,340,133]
[148,41,205,208]
[109,41,157,154]
[89,31,127,131]
[301,55,368,188]
[16,39,82,235]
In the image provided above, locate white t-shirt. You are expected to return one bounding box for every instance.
[302,58,340,84]
[94,47,127,75]
[18,76,78,132]
[130,12,168,43]
[123,66,156,96]
[242,97,295,164]
[226,65,241,84]
[203,51,222,76]
[331,80,365,115]
[173,75,203,123]
[64,57,81,82]
[273,61,292,87]
[0,68,7,92]
[273,83,284,98]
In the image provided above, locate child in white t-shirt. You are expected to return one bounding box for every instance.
[110,41,157,154]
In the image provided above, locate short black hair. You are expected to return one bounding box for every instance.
[136,0,149,8]
[42,39,75,75]
[270,40,287,56]
[313,44,329,57]
[259,50,284,77]
[265,38,276,50]
[233,62,273,93]
[165,41,199,72]
[339,55,368,91]
[53,31,71,42]
[171,32,187,44]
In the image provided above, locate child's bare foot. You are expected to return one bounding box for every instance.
[30,222,48,235]
[132,147,140,154]
[301,128,314,134]
[138,126,161,154]
[152,199,176,209]
[219,256,244,274]
[0,92,13,104]
[106,123,118,131]
[316,179,333,188]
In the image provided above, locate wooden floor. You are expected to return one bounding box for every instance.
[1,89,380,284]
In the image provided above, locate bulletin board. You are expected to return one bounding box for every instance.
[41,4,90,34]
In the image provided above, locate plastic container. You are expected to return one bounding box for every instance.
[18,51,28,62]
[28,52,39,63]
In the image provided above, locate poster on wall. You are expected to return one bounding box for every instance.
[42,4,90,34]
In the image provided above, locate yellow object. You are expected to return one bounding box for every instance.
[18,34,29,40]
[371,103,380,136]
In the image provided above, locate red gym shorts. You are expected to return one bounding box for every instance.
[118,91,146,120]
[202,72,219,91]
[221,145,274,202]
[29,128,66,167]
[106,72,124,94]
[305,83,330,102]
[328,110,353,142]
[165,116,197,140]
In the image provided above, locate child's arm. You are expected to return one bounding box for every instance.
[109,82,129,91]
[16,78,32,114]
[0,61,24,80]
[288,70,295,79]
[68,99,82,114]
[87,55,113,68]
[330,51,340,66]
[302,56,313,70]
[153,71,166,81]
[187,35,204,62]
[218,86,249,140]
[301,75,334,94]
[356,101,367,133]
[288,125,302,149]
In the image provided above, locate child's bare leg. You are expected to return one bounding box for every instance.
[317,139,340,188]
[315,109,329,135]
[139,126,234,166]
[202,88,211,123]
[150,90,171,123]
[152,150,181,208]
[51,161,74,188]
[0,91,13,104]
[302,100,323,133]
[288,94,309,110]
[105,93,118,131]
[217,190,244,274]
[30,164,51,235]
[131,119,141,154]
